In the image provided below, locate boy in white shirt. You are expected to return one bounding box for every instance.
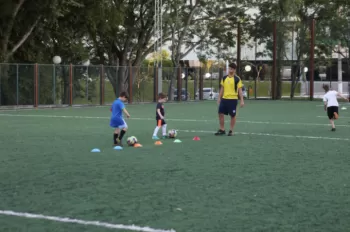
[322,84,349,131]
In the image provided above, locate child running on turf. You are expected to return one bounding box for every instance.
[110,91,131,146]
[152,93,168,139]
[322,84,348,131]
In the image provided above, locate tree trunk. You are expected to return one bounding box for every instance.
[0,64,11,105]
[117,65,129,93]
[276,23,285,99]
[290,61,302,99]
[105,67,118,97]
[276,47,283,99]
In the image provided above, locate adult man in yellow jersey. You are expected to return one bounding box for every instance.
[215,63,244,136]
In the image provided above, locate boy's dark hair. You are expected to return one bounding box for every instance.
[158,92,167,99]
[229,63,237,69]
[323,84,329,92]
[119,91,129,98]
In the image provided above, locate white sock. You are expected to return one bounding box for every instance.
[153,126,160,136]
[162,124,167,136]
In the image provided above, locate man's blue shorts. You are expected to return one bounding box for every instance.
[218,99,238,117]
[110,117,128,129]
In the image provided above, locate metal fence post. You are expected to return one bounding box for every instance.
[69,64,73,106]
[272,22,277,100]
[129,62,133,104]
[16,64,19,105]
[100,65,105,105]
[309,18,315,101]
[34,63,38,107]
[53,64,56,104]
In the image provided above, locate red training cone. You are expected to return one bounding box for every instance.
[193,136,200,141]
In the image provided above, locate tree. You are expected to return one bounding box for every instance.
[0,0,85,105]
[165,0,248,99]
[316,2,350,85]
[81,0,166,96]
[246,0,345,99]
[0,0,82,63]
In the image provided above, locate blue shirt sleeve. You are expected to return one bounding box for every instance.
[119,101,125,110]
[111,100,125,114]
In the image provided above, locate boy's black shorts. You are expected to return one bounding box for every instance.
[156,119,166,126]
[218,99,238,117]
[327,106,339,119]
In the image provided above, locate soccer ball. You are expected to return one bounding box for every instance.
[168,129,177,138]
[127,136,138,146]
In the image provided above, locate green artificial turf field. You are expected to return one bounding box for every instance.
[0,100,350,232]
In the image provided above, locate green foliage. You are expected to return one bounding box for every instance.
[144,50,173,67]
[244,0,350,98]
[1,0,350,105]
[149,49,170,61]
[192,0,249,60]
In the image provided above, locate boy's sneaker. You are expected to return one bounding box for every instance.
[331,128,336,131]
[214,129,225,135]
[162,135,168,139]
[152,136,160,140]
[114,138,123,147]
[227,130,234,136]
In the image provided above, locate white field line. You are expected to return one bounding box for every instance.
[1,113,350,128]
[176,129,350,141]
[316,104,350,107]
[0,114,347,141]
[317,116,350,119]
[0,210,175,232]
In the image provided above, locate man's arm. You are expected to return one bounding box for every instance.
[218,86,224,99]
[238,88,244,102]
[237,79,244,107]
[238,88,244,107]
[217,86,224,104]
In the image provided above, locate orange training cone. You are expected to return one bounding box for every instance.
[155,141,162,145]
[193,136,200,141]
[134,143,142,148]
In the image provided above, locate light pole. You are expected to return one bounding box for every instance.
[303,67,309,95]
[244,63,262,99]
[83,60,90,101]
[244,65,252,72]
[52,56,62,104]
[205,72,212,92]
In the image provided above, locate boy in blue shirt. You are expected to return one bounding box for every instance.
[110,92,130,146]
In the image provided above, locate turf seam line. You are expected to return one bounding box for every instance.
[0,210,176,232]
[1,113,350,128]
[176,129,350,141]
